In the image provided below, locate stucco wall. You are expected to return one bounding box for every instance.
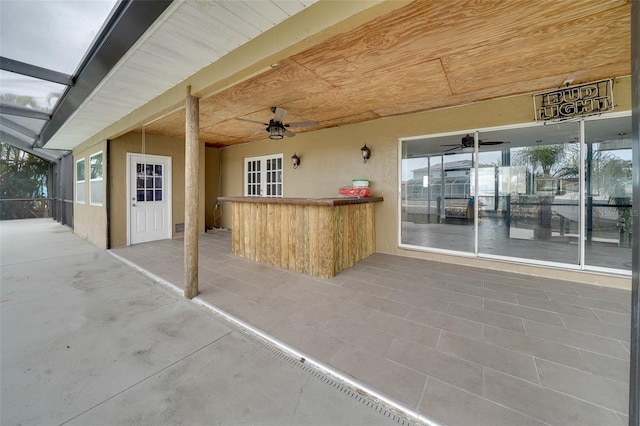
[218,76,632,287]
[108,132,206,248]
[73,140,108,249]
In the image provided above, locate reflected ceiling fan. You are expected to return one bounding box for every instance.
[236,107,316,140]
[441,134,509,152]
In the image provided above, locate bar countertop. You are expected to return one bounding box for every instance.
[217,196,383,206]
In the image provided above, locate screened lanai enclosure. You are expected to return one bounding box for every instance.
[400,113,633,274]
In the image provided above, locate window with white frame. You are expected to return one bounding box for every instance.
[244,154,283,197]
[75,158,85,203]
[90,152,103,205]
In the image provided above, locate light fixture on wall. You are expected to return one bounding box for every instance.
[291,153,301,169]
[360,144,371,163]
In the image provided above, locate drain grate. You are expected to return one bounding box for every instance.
[107,251,430,426]
[200,305,421,426]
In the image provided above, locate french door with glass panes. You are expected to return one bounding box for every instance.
[244,154,283,197]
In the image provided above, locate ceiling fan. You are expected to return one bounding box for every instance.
[441,134,509,152]
[236,107,316,140]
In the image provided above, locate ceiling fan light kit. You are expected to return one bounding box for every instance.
[236,107,316,140]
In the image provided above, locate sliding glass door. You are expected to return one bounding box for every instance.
[400,113,632,273]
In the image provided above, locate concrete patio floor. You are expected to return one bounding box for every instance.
[0,219,415,426]
[110,227,632,426]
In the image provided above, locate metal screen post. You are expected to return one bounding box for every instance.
[630,2,640,424]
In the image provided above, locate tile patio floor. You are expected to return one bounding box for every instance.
[111,230,631,426]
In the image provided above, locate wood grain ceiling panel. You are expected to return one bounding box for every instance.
[140,0,630,147]
[145,110,185,137]
[443,5,630,94]
[336,59,451,115]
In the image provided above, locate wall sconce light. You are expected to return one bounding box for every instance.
[291,153,301,169]
[360,144,371,163]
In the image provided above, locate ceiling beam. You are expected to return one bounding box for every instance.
[0,115,39,140]
[0,131,62,161]
[0,103,50,121]
[0,56,73,86]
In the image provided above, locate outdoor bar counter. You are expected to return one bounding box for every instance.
[217,196,383,278]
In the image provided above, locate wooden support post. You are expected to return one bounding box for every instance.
[184,86,199,299]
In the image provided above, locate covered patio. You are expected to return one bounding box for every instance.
[112,232,631,426]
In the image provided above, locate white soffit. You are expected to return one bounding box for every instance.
[45,0,317,150]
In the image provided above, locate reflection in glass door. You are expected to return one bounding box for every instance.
[401,133,475,253]
[476,124,580,265]
[584,117,633,270]
[400,114,632,273]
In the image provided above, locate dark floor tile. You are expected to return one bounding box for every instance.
[420,377,547,426]
[483,325,588,371]
[592,308,631,327]
[546,291,629,314]
[367,311,440,348]
[483,280,549,299]
[560,314,630,342]
[407,306,483,339]
[517,294,600,321]
[535,358,628,413]
[448,303,526,333]
[452,283,517,303]
[330,343,426,408]
[578,349,630,383]
[387,337,483,397]
[484,299,564,327]
[524,320,629,360]
[437,332,539,384]
[484,368,622,426]
[319,318,395,355]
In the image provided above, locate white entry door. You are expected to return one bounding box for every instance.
[128,153,172,245]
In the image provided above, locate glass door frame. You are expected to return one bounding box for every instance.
[398,111,632,276]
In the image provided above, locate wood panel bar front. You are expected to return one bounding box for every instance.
[218,197,383,278]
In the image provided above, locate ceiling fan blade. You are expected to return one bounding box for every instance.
[284,129,296,137]
[441,144,462,147]
[286,120,316,127]
[478,140,507,146]
[444,146,461,152]
[273,107,287,122]
[236,117,269,126]
[251,129,265,135]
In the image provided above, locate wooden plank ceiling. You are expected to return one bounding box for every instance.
[143,0,631,147]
